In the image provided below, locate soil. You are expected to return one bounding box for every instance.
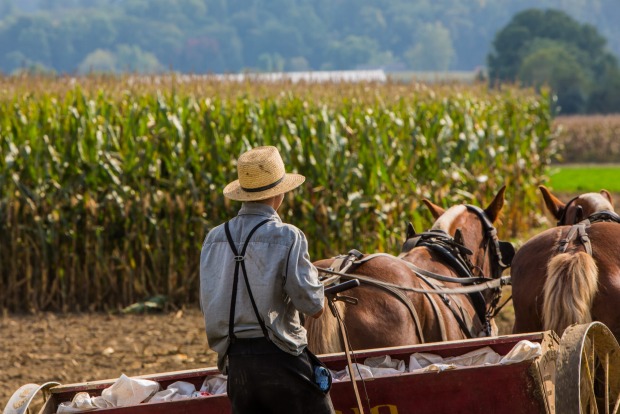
[0,302,516,411]
[0,308,218,410]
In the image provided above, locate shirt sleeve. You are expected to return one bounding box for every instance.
[284,228,324,316]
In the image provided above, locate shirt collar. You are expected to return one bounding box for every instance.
[238,202,282,221]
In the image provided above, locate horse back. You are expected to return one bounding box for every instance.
[512,222,620,336]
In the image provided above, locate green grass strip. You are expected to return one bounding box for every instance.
[548,164,620,192]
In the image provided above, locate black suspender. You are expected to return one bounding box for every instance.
[224,218,272,343]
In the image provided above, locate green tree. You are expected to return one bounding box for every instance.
[518,43,590,113]
[405,21,455,71]
[488,8,620,114]
[588,68,620,114]
[115,45,164,73]
[325,35,381,70]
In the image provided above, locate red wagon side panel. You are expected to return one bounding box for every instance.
[41,333,555,414]
[329,362,546,414]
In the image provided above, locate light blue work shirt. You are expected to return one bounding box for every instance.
[200,202,324,372]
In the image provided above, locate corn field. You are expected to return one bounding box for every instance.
[0,75,556,312]
[554,115,620,163]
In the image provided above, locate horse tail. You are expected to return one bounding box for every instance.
[306,300,344,354]
[542,252,598,335]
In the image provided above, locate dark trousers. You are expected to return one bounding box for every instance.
[227,338,335,414]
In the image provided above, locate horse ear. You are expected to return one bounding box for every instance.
[539,185,565,220]
[406,222,416,239]
[423,199,445,219]
[484,185,506,223]
[600,189,613,205]
[454,228,465,245]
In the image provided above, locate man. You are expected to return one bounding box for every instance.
[200,146,335,414]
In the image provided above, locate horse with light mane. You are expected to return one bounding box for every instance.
[306,186,514,354]
[511,186,620,337]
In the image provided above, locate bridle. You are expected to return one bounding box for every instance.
[464,205,512,280]
[556,196,620,226]
[463,205,514,323]
[556,196,582,226]
[398,205,514,334]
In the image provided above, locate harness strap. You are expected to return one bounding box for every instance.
[357,253,495,285]
[556,196,580,226]
[414,275,448,341]
[558,220,592,255]
[318,266,510,295]
[224,218,272,342]
[321,266,426,343]
[578,223,592,255]
[465,204,511,271]
[588,210,620,224]
[330,266,499,338]
[420,275,475,338]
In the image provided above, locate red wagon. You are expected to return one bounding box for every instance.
[4,322,620,414]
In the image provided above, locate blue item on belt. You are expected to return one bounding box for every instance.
[314,365,331,392]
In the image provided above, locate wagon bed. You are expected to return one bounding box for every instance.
[5,322,620,414]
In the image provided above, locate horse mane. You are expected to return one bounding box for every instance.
[431,205,466,232]
[306,300,344,354]
[431,204,504,233]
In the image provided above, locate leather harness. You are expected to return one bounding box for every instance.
[320,207,513,342]
[556,210,620,256]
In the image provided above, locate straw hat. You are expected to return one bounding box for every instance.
[223,146,305,201]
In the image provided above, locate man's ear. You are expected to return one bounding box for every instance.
[423,199,445,220]
[539,185,565,220]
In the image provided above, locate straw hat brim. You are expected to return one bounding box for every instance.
[223,173,306,201]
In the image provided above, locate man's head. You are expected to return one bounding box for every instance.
[223,146,305,203]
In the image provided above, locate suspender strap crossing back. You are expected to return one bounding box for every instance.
[224,218,272,343]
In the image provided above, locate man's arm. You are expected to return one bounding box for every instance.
[284,228,325,317]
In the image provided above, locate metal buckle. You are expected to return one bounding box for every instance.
[234,256,244,262]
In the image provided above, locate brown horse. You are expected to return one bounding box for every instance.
[511,186,620,337]
[306,187,514,354]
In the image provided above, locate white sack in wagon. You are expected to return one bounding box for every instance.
[408,340,542,373]
[331,355,406,381]
[330,340,542,381]
[56,374,160,413]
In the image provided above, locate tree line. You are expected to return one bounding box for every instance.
[488,9,620,114]
[0,0,619,113]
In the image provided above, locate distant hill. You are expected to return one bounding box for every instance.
[0,0,617,75]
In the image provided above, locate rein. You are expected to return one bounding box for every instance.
[317,264,511,296]
[324,206,514,340]
[325,281,369,414]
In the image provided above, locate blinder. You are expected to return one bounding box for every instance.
[465,204,514,274]
[498,241,515,269]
